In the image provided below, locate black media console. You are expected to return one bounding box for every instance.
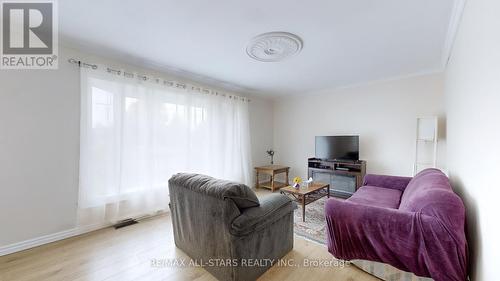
[307,158,366,198]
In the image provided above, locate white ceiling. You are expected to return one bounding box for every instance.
[60,0,459,96]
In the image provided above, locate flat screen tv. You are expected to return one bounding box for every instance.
[315,136,359,161]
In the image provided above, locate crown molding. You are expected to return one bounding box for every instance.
[441,0,467,70]
[275,68,443,99]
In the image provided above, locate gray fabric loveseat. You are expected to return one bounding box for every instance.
[168,173,295,281]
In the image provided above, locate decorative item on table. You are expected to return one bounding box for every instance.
[293,176,302,189]
[304,177,313,188]
[266,149,275,164]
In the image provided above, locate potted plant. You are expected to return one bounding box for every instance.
[266,149,275,164]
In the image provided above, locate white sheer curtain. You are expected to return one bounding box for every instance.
[78,66,252,225]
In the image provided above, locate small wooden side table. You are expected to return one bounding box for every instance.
[255,165,290,192]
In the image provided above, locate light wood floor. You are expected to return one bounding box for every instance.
[0,214,377,281]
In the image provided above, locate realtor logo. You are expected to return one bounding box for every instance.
[1,0,58,69]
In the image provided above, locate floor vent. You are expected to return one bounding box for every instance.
[114,218,138,229]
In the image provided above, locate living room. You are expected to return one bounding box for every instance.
[0,1,498,281]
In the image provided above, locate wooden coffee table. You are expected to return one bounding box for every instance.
[280,182,330,222]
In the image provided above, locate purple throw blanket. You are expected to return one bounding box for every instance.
[325,169,468,281]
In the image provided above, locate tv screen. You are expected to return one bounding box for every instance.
[315,136,359,161]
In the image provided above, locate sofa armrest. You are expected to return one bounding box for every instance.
[231,194,295,236]
[362,174,412,191]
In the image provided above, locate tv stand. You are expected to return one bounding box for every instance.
[308,158,366,198]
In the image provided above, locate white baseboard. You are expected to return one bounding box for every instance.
[0,210,169,257]
[0,222,111,257]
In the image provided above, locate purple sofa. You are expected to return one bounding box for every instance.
[325,168,468,281]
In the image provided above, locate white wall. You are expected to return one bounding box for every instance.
[0,48,81,247]
[0,46,273,248]
[273,74,446,179]
[249,98,274,169]
[444,0,500,280]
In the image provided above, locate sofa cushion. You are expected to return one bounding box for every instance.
[362,174,412,191]
[347,185,403,209]
[169,173,259,209]
[231,194,295,236]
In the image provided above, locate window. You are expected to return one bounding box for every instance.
[91,87,113,128]
[79,67,251,224]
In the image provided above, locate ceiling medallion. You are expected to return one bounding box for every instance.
[246,32,303,62]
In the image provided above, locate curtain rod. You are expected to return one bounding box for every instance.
[67,58,251,102]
